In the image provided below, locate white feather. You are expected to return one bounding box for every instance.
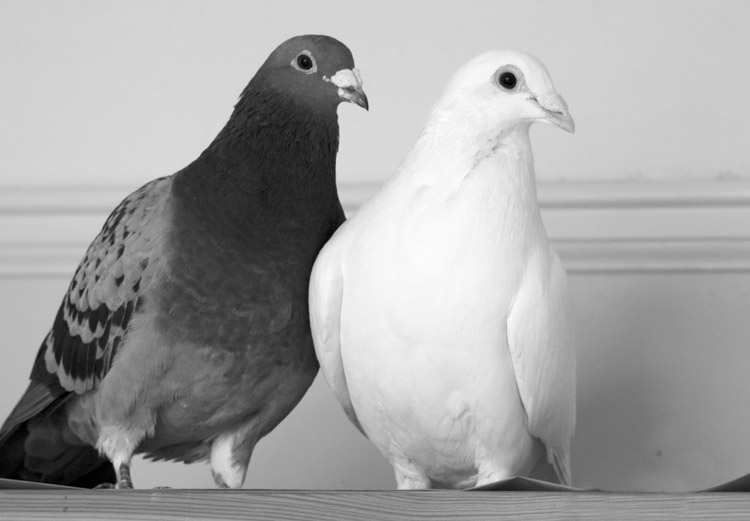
[210,432,245,489]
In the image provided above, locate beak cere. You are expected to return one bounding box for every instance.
[327,68,369,110]
[536,91,575,134]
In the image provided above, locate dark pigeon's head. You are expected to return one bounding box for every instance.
[248,34,368,112]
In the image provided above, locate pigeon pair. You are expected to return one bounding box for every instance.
[0,34,575,490]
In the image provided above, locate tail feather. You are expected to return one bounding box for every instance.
[0,385,115,488]
[549,447,572,487]
[0,419,115,488]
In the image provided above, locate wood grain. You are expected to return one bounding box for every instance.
[2,490,750,521]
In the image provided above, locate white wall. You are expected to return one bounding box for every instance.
[1,0,750,492]
[0,0,749,187]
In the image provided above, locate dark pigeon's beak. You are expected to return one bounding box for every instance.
[341,85,369,110]
[327,68,369,111]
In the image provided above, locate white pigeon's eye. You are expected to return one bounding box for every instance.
[292,51,317,74]
[494,66,524,91]
[498,72,517,90]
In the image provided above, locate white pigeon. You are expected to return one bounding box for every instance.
[309,50,576,490]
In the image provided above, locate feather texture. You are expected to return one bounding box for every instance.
[40,177,167,396]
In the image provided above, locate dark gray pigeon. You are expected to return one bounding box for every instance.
[0,34,367,489]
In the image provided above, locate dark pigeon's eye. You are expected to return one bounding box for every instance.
[292,52,317,74]
[498,71,517,90]
[297,54,313,70]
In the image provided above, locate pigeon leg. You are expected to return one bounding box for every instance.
[116,462,134,489]
[394,463,431,490]
[209,427,256,489]
[212,470,231,489]
[92,465,124,489]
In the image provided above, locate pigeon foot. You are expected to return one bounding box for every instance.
[116,462,134,489]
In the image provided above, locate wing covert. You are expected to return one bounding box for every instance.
[32,176,171,395]
[309,240,363,433]
[506,249,576,485]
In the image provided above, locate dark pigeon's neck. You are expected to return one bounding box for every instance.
[172,87,342,238]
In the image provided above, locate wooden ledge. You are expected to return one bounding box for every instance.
[2,489,750,521]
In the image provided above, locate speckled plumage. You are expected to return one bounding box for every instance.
[44,178,166,396]
[0,34,366,489]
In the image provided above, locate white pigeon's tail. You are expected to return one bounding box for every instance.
[549,448,572,487]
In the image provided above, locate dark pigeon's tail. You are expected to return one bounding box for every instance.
[0,383,115,488]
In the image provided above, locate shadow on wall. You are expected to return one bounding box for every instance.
[572,272,750,492]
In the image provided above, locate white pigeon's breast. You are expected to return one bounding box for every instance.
[337,157,547,485]
[341,315,536,486]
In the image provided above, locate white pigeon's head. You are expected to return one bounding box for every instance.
[433,50,574,142]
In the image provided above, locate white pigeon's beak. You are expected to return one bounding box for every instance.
[326,68,369,110]
[534,91,575,134]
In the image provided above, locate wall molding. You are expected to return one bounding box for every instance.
[2,179,750,277]
[5,179,750,215]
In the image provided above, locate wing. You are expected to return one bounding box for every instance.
[0,176,172,440]
[308,238,364,434]
[506,248,576,485]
